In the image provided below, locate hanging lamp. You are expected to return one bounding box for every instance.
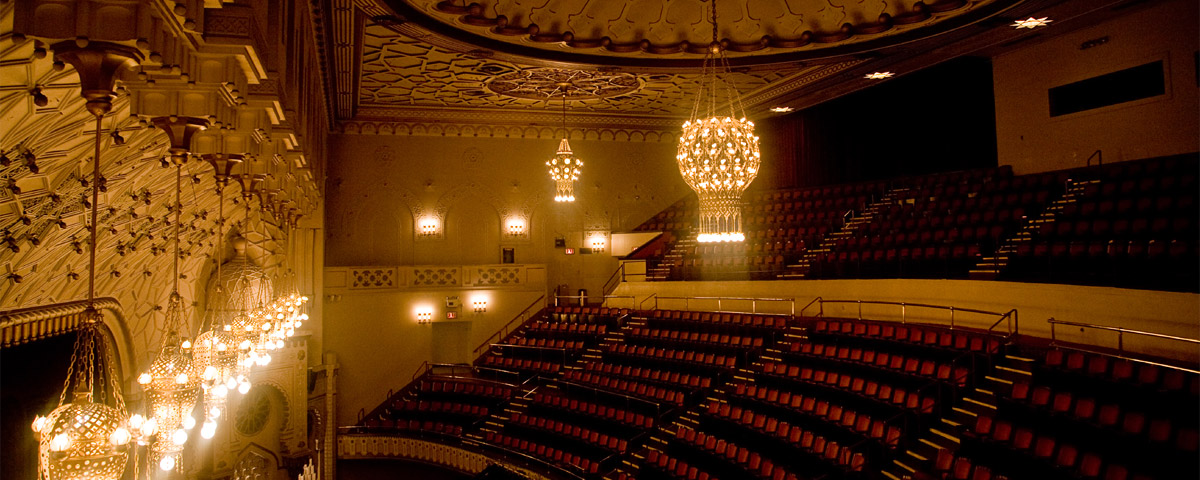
[547,89,581,202]
[31,42,143,480]
[138,116,207,472]
[676,0,761,243]
[191,153,246,439]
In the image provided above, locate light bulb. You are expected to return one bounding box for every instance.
[181,340,192,349]
[172,429,188,445]
[110,427,131,445]
[159,455,176,471]
[204,366,217,380]
[263,322,273,330]
[238,382,251,394]
[261,353,272,365]
[31,415,48,434]
[213,385,228,398]
[141,418,158,437]
[286,329,295,338]
[225,377,238,390]
[201,422,216,439]
[182,415,196,430]
[50,433,70,451]
[175,373,189,384]
[216,342,228,352]
[138,373,152,384]
[210,406,222,418]
[239,340,251,350]
[300,313,309,320]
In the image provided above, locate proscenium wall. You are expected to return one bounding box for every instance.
[325,134,687,293]
[993,0,1200,174]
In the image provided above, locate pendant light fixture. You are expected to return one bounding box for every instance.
[191,153,245,440]
[31,42,143,480]
[548,89,581,202]
[676,0,762,243]
[138,116,207,472]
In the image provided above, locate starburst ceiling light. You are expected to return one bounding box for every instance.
[32,41,144,480]
[676,0,761,243]
[548,89,581,202]
[139,116,207,471]
[1012,17,1052,29]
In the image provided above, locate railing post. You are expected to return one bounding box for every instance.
[1049,318,1056,344]
[1118,330,1124,353]
[950,306,955,330]
[857,300,862,320]
[901,303,906,324]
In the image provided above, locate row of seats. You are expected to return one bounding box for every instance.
[508,412,631,454]
[759,361,938,414]
[1043,349,1199,394]
[672,425,802,480]
[643,449,723,480]
[581,361,715,390]
[477,354,563,375]
[481,430,604,475]
[699,402,868,474]
[360,418,464,437]
[812,319,1003,354]
[727,383,903,448]
[605,343,738,369]
[530,390,656,429]
[627,326,766,350]
[562,369,687,405]
[647,310,791,330]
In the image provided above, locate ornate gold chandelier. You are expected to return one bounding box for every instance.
[31,42,144,480]
[676,0,761,243]
[548,92,581,202]
[138,119,206,471]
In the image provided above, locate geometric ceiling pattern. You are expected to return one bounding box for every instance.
[359,22,830,118]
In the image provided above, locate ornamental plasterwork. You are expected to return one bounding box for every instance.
[486,68,641,101]
[358,22,806,117]
[412,0,1001,58]
[336,120,676,142]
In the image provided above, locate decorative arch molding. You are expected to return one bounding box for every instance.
[433,182,503,226]
[233,443,282,480]
[0,298,138,394]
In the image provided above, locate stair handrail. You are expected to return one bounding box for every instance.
[1086,149,1103,166]
[652,295,796,316]
[800,296,823,317]
[1048,317,1199,373]
[473,294,546,356]
[639,293,658,310]
[603,263,626,297]
[811,299,1017,337]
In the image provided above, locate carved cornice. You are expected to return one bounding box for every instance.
[336,120,675,142]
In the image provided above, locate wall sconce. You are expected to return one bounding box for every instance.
[587,232,608,252]
[506,219,526,237]
[418,218,439,237]
[472,299,487,313]
[416,307,434,325]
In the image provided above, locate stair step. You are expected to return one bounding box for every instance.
[996,365,1033,376]
[963,396,998,410]
[931,428,962,445]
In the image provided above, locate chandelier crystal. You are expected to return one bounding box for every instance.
[676,0,761,243]
[548,91,581,202]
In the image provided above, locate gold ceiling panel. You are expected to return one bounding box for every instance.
[357,22,843,119]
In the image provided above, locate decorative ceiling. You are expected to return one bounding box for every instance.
[325,0,1140,136]
[399,0,1008,60]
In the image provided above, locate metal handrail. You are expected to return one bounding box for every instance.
[473,295,546,356]
[1048,317,1200,361]
[1086,149,1103,166]
[800,296,823,317]
[654,295,796,316]
[639,293,658,310]
[812,299,1018,337]
[603,263,626,296]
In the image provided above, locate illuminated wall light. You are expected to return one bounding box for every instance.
[506,219,526,237]
[1011,17,1052,29]
[472,298,487,313]
[415,307,434,324]
[864,72,895,80]
[769,106,794,113]
[418,218,440,237]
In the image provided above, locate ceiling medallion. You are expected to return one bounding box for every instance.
[486,68,641,101]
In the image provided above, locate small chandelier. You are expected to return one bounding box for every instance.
[547,92,581,202]
[676,0,761,243]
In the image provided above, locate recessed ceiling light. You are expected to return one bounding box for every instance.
[864,72,894,80]
[1012,17,1052,29]
[769,106,794,113]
